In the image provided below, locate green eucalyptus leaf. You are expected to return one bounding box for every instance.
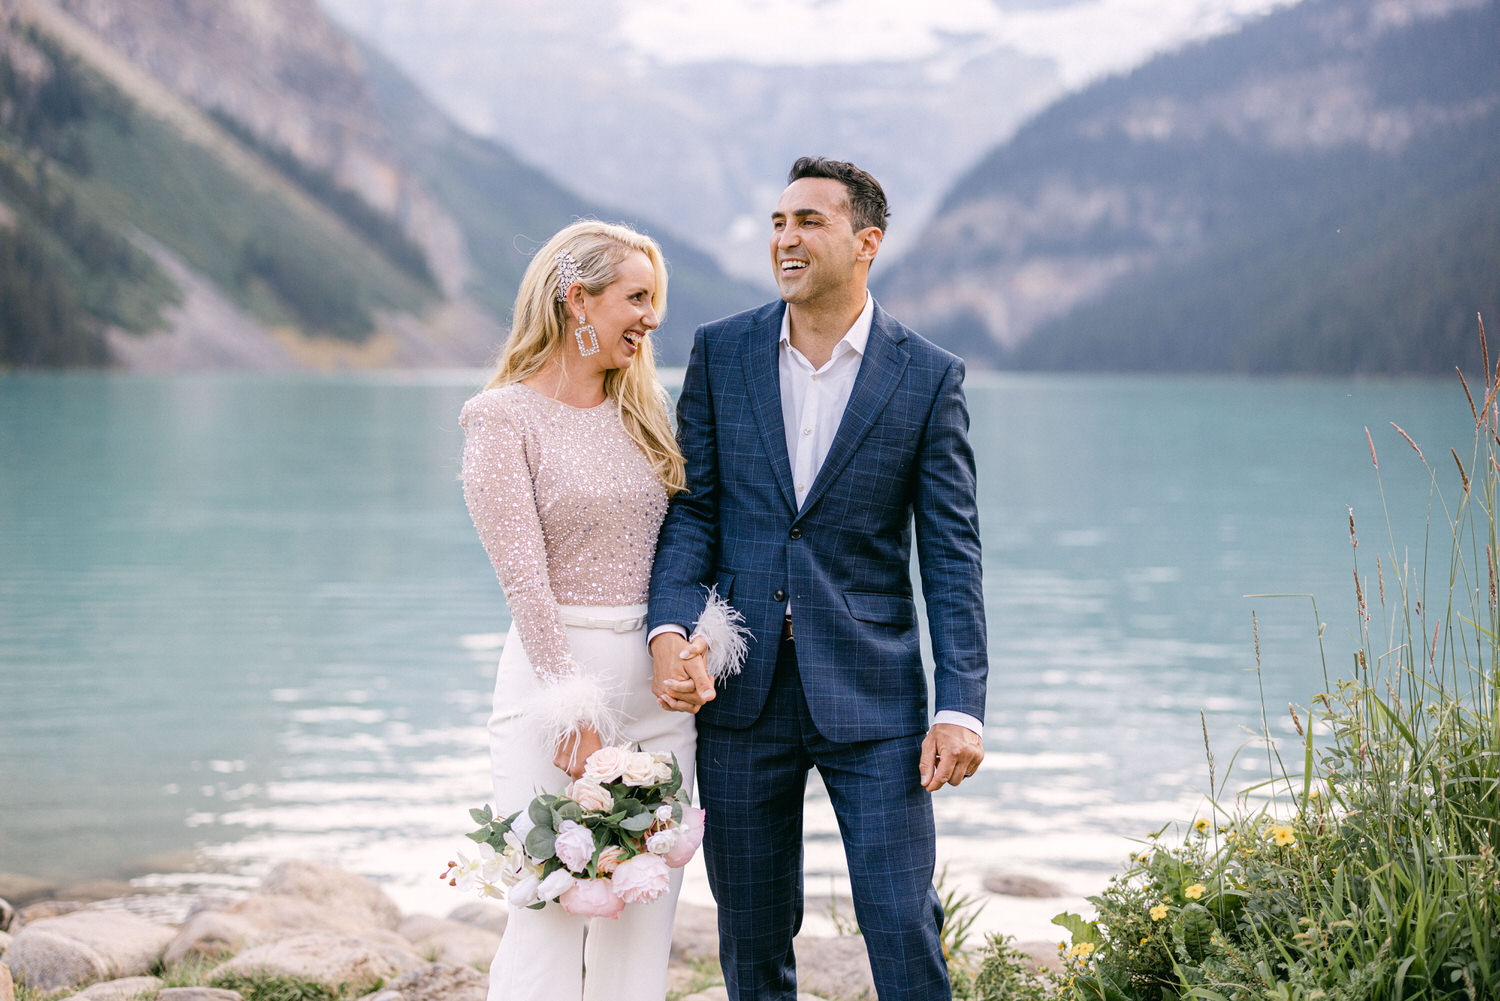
[620,813,655,833]
[469,806,492,826]
[529,798,555,829]
[525,825,556,860]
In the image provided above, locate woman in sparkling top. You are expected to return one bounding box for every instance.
[460,221,741,1001]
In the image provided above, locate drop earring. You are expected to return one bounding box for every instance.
[574,314,599,357]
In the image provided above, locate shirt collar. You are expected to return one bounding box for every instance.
[778,292,874,359]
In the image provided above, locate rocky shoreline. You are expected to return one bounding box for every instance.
[0,862,1062,1001]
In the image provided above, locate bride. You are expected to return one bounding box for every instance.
[459,220,735,1001]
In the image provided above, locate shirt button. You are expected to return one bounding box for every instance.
[774,589,787,602]
[789,528,802,540]
[811,374,820,381]
[802,427,812,436]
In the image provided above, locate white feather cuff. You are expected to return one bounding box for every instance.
[692,586,751,681]
[518,672,624,755]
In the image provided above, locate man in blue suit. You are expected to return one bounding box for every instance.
[647,157,988,1001]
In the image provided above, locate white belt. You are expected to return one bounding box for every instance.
[556,610,647,633]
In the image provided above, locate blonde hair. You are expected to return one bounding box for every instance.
[484,220,685,494]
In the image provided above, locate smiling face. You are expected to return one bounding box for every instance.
[770,177,880,308]
[571,250,659,372]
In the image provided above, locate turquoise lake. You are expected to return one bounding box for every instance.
[0,370,1477,931]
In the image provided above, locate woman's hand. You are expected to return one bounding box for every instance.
[554,725,604,779]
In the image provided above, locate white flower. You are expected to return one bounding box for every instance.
[555,820,596,873]
[537,868,576,902]
[451,844,499,894]
[508,873,540,908]
[646,828,681,855]
[655,804,675,823]
[511,812,536,844]
[621,752,657,786]
[648,760,673,784]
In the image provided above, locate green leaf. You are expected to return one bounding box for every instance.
[525,825,556,860]
[464,831,487,844]
[469,806,493,826]
[1174,903,1217,962]
[620,813,655,833]
[555,800,584,823]
[529,798,556,830]
[1050,911,1101,945]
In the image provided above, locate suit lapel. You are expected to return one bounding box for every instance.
[798,305,910,517]
[744,302,798,513]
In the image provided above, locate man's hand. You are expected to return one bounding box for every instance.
[919,723,983,792]
[650,632,714,713]
[554,725,604,779]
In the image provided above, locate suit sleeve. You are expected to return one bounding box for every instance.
[911,358,988,723]
[649,326,722,632]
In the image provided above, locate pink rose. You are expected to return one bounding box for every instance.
[554,820,595,873]
[620,751,657,786]
[611,852,672,904]
[583,746,629,783]
[596,845,627,875]
[664,806,705,868]
[566,777,614,813]
[559,877,625,919]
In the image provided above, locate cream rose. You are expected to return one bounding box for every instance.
[620,751,658,786]
[648,760,674,785]
[646,828,681,855]
[611,852,672,904]
[566,777,614,813]
[583,746,629,783]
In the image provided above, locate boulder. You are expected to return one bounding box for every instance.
[441,902,506,937]
[792,936,874,1001]
[1,961,13,1001]
[354,962,486,1001]
[0,898,14,932]
[158,989,242,1001]
[981,872,1065,898]
[210,933,416,994]
[0,876,55,909]
[259,863,400,931]
[394,917,498,969]
[0,931,10,959]
[18,901,84,923]
[70,975,164,1001]
[8,911,173,993]
[165,892,398,966]
[671,903,719,962]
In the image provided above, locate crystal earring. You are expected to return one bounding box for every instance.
[574,314,599,357]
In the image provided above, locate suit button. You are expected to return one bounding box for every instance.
[789,528,802,540]
[773,589,786,602]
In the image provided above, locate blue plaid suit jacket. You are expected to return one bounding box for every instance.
[648,299,987,743]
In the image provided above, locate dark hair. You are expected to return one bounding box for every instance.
[787,156,889,233]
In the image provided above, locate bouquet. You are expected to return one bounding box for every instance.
[442,746,704,920]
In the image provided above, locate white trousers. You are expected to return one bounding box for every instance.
[485,604,697,1001]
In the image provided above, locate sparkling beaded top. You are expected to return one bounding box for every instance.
[460,383,668,683]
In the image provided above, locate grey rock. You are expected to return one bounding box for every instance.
[671,903,719,962]
[394,917,498,969]
[157,989,242,1001]
[981,872,1066,899]
[71,975,164,1001]
[1,961,14,1001]
[6,927,110,993]
[259,862,401,931]
[679,990,837,1001]
[210,933,411,994]
[9,911,174,993]
[0,931,10,959]
[0,876,55,909]
[792,936,874,1001]
[354,962,486,1001]
[0,898,14,933]
[165,892,386,966]
[441,902,506,936]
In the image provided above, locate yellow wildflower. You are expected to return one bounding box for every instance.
[1193,818,1210,834]
[1068,942,1096,959]
[1150,902,1169,921]
[1139,937,1149,945]
[1268,824,1297,847]
[1184,883,1206,900]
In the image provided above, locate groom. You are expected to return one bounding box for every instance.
[648,157,988,1001]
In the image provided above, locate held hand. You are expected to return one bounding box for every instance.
[554,725,604,779]
[919,723,984,792]
[650,632,714,713]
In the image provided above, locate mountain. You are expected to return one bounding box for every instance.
[0,0,759,370]
[876,0,1500,375]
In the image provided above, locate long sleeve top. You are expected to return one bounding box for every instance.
[460,384,668,688]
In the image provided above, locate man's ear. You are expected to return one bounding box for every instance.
[855,226,883,264]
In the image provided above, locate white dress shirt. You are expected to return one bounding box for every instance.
[657,294,982,737]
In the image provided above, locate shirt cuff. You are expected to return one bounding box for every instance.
[933,710,983,736]
[647,624,689,645]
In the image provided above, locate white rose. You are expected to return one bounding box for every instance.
[621,752,657,786]
[508,873,540,908]
[646,828,681,855]
[655,804,674,823]
[648,760,674,784]
[537,867,576,902]
[583,746,630,783]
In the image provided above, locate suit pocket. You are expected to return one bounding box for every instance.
[844,591,916,626]
[711,572,735,601]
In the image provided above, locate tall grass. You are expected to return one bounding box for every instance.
[980,318,1500,1001]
